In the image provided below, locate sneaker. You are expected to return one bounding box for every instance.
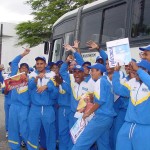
[21,141,26,147]
[5,131,8,138]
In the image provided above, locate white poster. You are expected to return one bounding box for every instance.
[106,38,131,68]
[70,113,94,144]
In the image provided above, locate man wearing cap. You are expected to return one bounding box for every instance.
[96,55,104,64]
[57,67,71,150]
[113,60,150,150]
[139,45,150,62]
[72,63,116,150]
[60,59,89,148]
[82,61,91,82]
[7,49,31,150]
[27,56,58,150]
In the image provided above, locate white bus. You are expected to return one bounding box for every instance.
[45,0,150,63]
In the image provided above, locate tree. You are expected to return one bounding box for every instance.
[16,0,95,47]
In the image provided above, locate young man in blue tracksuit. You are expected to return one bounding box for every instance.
[113,60,150,150]
[60,44,91,149]
[71,63,116,150]
[57,74,72,150]
[0,65,10,138]
[7,49,31,150]
[27,56,59,150]
[86,40,131,149]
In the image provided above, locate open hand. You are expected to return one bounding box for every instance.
[86,40,99,50]
[72,40,80,49]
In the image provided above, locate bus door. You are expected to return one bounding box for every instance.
[51,38,63,62]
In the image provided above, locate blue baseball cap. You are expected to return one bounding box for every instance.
[35,56,46,62]
[96,56,102,61]
[56,60,63,66]
[82,61,91,66]
[139,45,150,51]
[50,62,58,66]
[137,60,150,71]
[73,65,84,72]
[88,63,106,72]
[20,63,29,70]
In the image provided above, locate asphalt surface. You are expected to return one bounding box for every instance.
[0,94,10,150]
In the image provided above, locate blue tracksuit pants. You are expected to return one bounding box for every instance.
[71,114,113,150]
[4,100,10,131]
[8,104,29,150]
[110,109,126,150]
[27,105,56,150]
[116,122,150,150]
[58,106,72,150]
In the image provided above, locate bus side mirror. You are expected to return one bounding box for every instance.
[44,41,49,54]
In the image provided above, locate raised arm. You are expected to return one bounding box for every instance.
[112,71,130,97]
[137,68,150,89]
[11,48,30,76]
[63,44,84,65]
[86,41,108,66]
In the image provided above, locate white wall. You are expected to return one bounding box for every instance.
[0,22,49,73]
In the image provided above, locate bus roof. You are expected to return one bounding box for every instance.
[53,0,108,27]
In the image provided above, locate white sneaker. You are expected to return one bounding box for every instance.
[21,141,26,147]
[5,131,8,138]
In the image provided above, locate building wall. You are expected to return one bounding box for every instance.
[0,22,48,73]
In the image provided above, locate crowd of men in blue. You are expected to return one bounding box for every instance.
[1,40,150,150]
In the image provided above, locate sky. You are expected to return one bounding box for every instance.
[0,0,33,24]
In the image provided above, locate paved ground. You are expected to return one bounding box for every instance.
[0,94,10,150]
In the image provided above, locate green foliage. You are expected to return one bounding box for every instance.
[16,0,95,47]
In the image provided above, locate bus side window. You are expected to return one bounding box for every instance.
[80,11,102,49]
[101,3,127,43]
[131,0,150,38]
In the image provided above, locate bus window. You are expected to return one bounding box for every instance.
[101,3,126,43]
[52,39,62,62]
[62,32,74,60]
[131,0,150,38]
[80,11,102,49]
[64,32,74,45]
[53,18,76,36]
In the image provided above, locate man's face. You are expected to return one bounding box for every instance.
[51,64,59,74]
[125,65,130,74]
[19,66,29,74]
[129,70,136,79]
[90,68,101,80]
[144,51,150,62]
[83,64,90,75]
[139,52,146,59]
[106,60,114,74]
[73,69,84,84]
[36,60,46,72]
[96,58,104,64]
[68,61,77,73]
